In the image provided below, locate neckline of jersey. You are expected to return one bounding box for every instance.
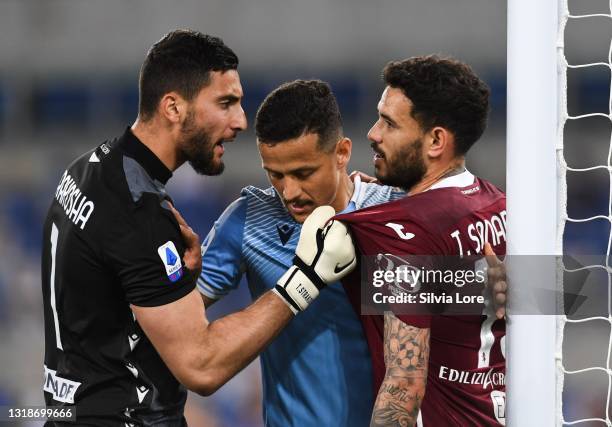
[118,127,173,185]
[428,169,475,191]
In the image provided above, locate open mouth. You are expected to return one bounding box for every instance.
[214,142,225,156]
[224,134,237,143]
[287,202,312,214]
[373,149,385,160]
[216,135,236,148]
[215,136,236,153]
[371,143,385,160]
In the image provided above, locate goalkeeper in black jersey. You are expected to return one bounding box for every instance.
[41,29,358,426]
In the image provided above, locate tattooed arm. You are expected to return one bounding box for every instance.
[370,311,430,427]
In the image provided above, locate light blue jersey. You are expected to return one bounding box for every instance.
[198,178,404,427]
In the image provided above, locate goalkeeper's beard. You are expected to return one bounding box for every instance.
[179,111,225,176]
[376,137,426,192]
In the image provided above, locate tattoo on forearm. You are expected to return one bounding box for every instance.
[371,312,430,427]
[380,383,422,404]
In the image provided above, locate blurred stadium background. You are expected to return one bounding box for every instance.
[0,0,607,425]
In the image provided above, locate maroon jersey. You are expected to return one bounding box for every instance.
[338,172,507,426]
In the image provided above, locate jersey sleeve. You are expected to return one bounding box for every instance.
[197,196,247,300]
[104,199,196,307]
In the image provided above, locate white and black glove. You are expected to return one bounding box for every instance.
[273,206,357,314]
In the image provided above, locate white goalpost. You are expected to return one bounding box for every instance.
[507,0,560,425]
[508,0,612,425]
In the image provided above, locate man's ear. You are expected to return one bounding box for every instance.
[335,137,352,169]
[427,127,454,159]
[158,92,187,124]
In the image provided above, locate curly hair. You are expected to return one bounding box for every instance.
[255,79,342,152]
[383,55,490,155]
[138,29,238,121]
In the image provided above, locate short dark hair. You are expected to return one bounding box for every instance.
[383,55,490,155]
[138,29,238,120]
[255,79,342,152]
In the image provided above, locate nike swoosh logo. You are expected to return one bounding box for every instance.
[334,258,355,274]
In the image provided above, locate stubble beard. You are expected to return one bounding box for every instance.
[179,110,224,176]
[376,137,426,192]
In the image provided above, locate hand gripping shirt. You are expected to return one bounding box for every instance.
[198,177,404,427]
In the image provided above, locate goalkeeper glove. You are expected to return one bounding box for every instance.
[274,206,357,314]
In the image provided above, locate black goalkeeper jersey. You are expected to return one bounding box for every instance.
[41,128,196,426]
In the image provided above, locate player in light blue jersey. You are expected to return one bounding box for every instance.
[197,80,404,426]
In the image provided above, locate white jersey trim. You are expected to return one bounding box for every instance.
[349,174,364,206]
[429,169,475,190]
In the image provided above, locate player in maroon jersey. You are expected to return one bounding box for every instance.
[337,56,507,426]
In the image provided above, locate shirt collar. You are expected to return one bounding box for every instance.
[337,175,363,214]
[428,169,475,190]
[118,127,172,185]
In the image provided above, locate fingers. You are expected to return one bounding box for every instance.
[180,225,202,273]
[489,274,507,319]
[484,242,507,319]
[171,205,197,250]
[483,242,501,267]
[169,204,197,245]
[493,280,507,304]
[325,220,354,252]
[349,171,361,182]
[493,280,507,296]
[349,170,379,184]
[179,223,199,247]
[169,204,188,228]
[305,206,336,229]
[170,205,202,274]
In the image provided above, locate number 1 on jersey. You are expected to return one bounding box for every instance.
[50,223,63,350]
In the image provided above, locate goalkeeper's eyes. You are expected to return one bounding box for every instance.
[295,170,314,180]
[268,171,283,180]
[267,169,315,181]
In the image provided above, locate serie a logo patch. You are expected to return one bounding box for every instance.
[157,241,183,282]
